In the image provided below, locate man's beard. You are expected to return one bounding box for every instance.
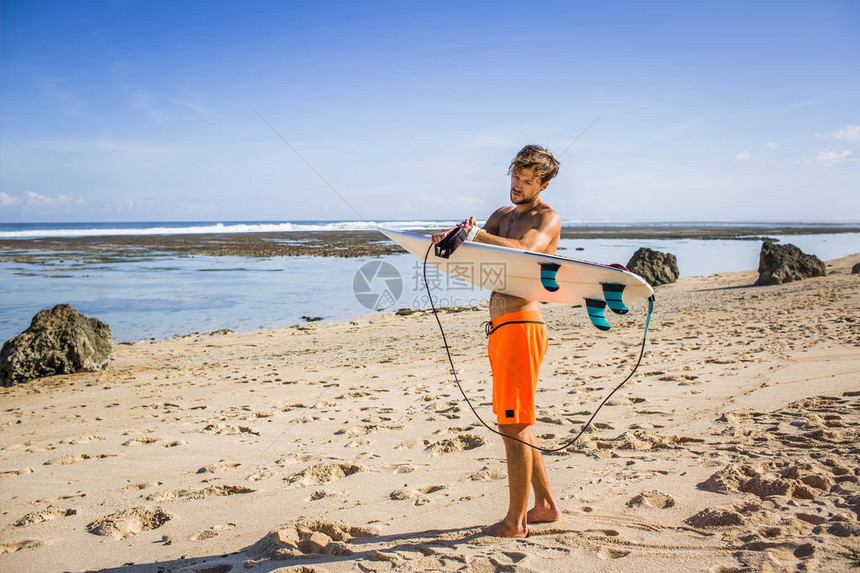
[511,190,529,204]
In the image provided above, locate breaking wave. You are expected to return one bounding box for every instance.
[0,220,462,239]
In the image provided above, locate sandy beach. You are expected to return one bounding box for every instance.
[1,253,858,572]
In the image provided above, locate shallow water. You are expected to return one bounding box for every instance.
[1,233,857,343]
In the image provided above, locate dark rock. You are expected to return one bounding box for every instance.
[626,248,679,286]
[755,242,826,286]
[852,262,860,274]
[0,304,112,386]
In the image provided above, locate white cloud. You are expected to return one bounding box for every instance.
[816,125,860,142]
[23,191,85,208]
[735,151,751,161]
[815,149,855,165]
[0,192,21,207]
[765,142,780,150]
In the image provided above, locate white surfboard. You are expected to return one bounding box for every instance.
[380,227,654,330]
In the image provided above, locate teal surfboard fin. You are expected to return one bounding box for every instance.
[601,282,629,315]
[585,298,611,331]
[539,262,561,292]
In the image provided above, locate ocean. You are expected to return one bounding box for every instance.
[3,219,860,239]
[1,220,858,343]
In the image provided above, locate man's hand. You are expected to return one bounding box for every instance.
[460,216,478,236]
[432,217,477,244]
[431,228,452,244]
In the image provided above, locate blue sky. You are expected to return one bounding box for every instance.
[1,0,858,223]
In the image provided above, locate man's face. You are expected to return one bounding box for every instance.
[510,167,547,205]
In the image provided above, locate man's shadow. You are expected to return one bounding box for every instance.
[87,525,484,573]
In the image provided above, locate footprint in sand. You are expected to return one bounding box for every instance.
[122,436,162,446]
[44,453,117,465]
[0,467,34,478]
[62,435,106,445]
[123,480,163,491]
[598,546,631,559]
[14,508,77,527]
[337,389,374,399]
[395,438,429,450]
[248,519,377,560]
[247,468,275,482]
[390,488,419,501]
[284,462,362,488]
[627,490,676,509]
[337,423,405,438]
[88,507,171,539]
[426,434,486,456]
[0,539,45,555]
[36,492,87,503]
[685,500,763,528]
[591,431,702,452]
[191,522,237,541]
[201,423,260,435]
[470,466,506,482]
[699,461,830,500]
[309,489,343,501]
[146,485,255,502]
[196,461,242,474]
[390,485,447,505]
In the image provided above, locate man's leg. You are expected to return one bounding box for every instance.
[527,433,561,523]
[482,423,532,538]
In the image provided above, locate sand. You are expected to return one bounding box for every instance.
[1,254,858,572]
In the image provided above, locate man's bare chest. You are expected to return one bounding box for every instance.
[498,214,536,240]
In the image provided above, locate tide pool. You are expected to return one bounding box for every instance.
[1,233,857,343]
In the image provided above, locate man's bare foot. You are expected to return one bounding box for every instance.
[482,519,529,538]
[527,502,561,523]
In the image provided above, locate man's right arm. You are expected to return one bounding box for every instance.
[481,208,506,235]
[433,208,506,244]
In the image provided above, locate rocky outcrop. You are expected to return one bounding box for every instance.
[626,248,679,286]
[755,242,826,286]
[0,304,112,386]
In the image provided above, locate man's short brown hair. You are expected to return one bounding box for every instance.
[508,145,560,185]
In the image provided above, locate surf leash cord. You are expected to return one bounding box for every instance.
[423,244,655,454]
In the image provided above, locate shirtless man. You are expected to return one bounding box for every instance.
[433,145,562,538]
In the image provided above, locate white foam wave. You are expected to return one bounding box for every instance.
[0,220,464,239]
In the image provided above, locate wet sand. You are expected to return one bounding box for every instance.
[0,254,858,572]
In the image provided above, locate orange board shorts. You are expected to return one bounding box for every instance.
[487,310,548,426]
